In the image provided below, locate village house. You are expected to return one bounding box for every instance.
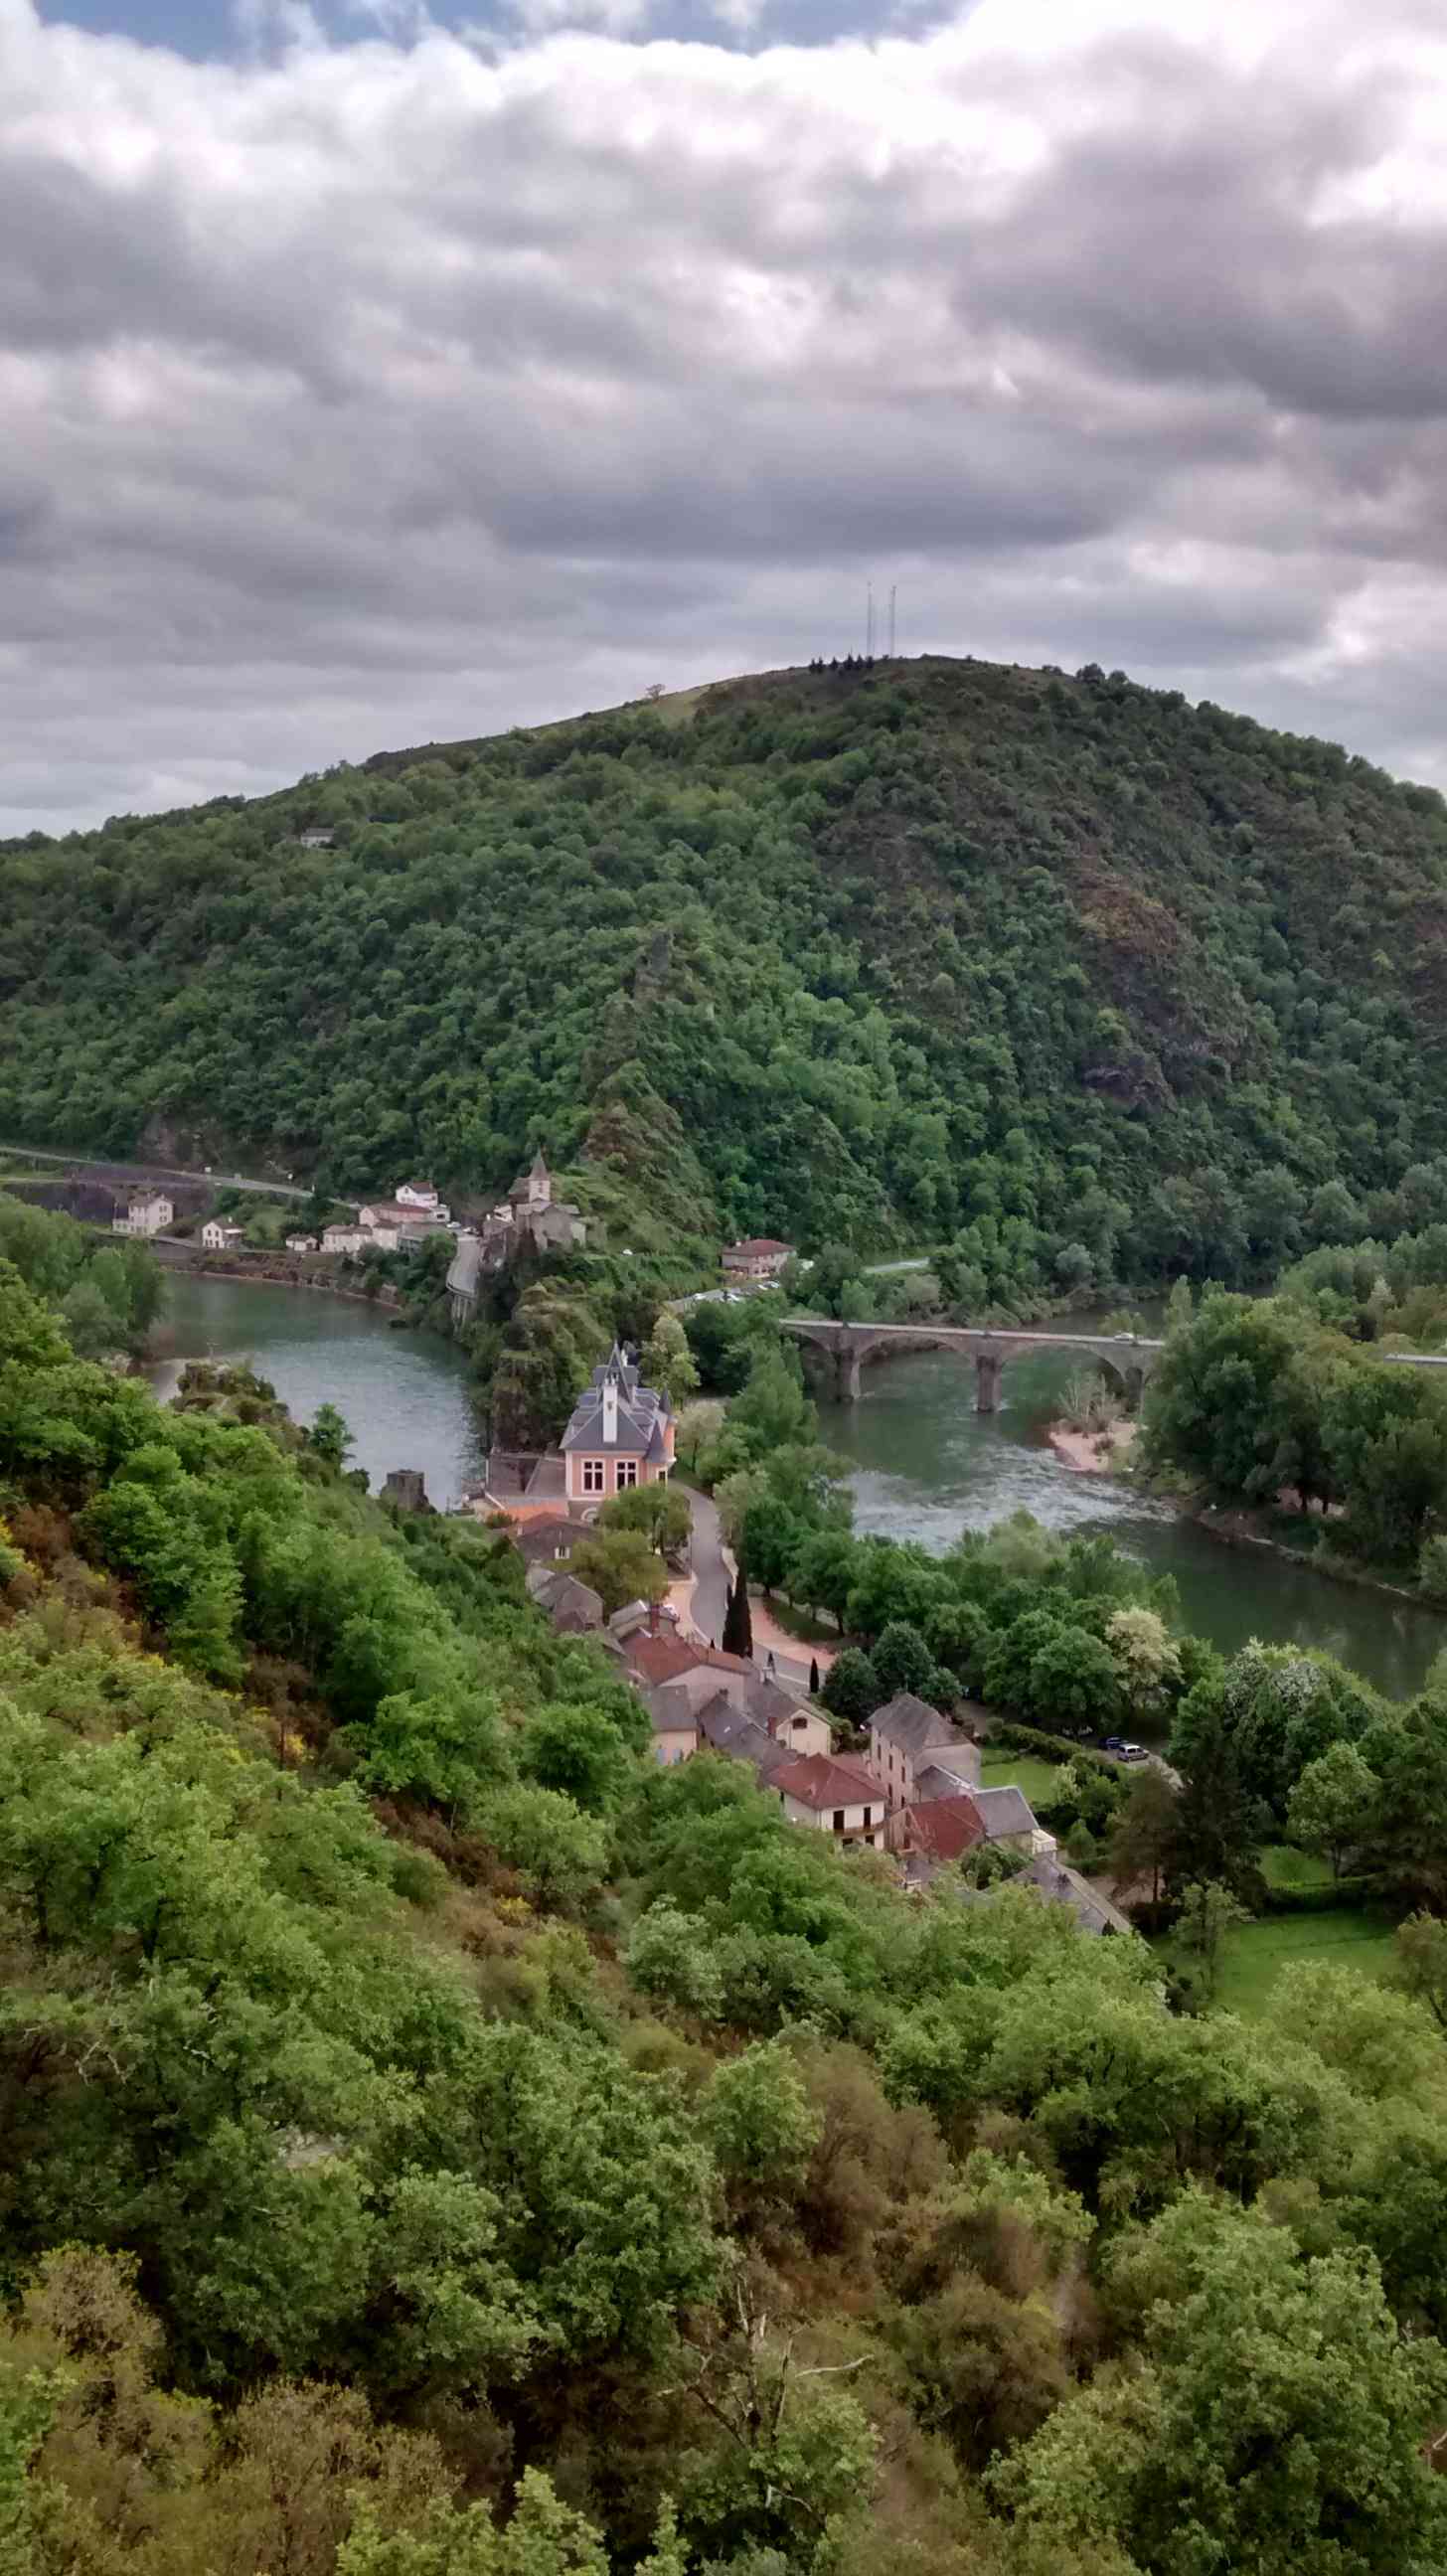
[322,1223,370,1255]
[285,1233,319,1253]
[621,1628,751,1702]
[525,1563,603,1635]
[112,1189,173,1238]
[396,1181,450,1219]
[886,1780,1054,1872]
[698,1692,794,1783]
[562,1343,674,1512]
[606,1595,682,1645]
[771,1752,884,1849]
[887,1793,986,1881]
[500,1512,580,1568]
[1017,1853,1133,1937]
[722,1236,793,1283]
[296,826,334,849]
[200,1219,244,1251]
[870,1693,980,1810]
[645,1682,704,1768]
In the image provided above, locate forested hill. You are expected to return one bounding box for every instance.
[7,655,1447,1282]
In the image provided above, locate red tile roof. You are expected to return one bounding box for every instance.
[771,1752,883,1811]
[725,1238,792,1256]
[898,1794,987,1861]
[627,1633,752,1686]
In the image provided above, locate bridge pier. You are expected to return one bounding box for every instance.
[1124,1365,1148,1414]
[975,1355,1005,1414]
[836,1347,862,1403]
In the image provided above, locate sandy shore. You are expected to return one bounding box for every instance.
[1048,1420,1137,1474]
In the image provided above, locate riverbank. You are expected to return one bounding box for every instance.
[1047,1419,1138,1474]
[151,1243,403,1311]
[1192,1506,1446,1621]
[142,1271,481,1506]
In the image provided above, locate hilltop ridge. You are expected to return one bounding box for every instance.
[5,654,1447,1296]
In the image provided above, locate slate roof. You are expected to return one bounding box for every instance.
[561,1355,671,1459]
[697,1692,793,1779]
[870,1692,963,1758]
[914,1753,982,1800]
[525,1565,602,1631]
[744,1677,812,1735]
[1018,1855,1133,1937]
[971,1784,1039,1841]
[770,1752,883,1811]
[645,1683,703,1739]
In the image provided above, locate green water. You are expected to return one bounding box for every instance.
[147,1276,1447,1699]
[815,1345,1447,1702]
[146,1273,482,1510]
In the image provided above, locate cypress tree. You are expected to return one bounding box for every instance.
[722,1560,754,1663]
[809,1656,821,1695]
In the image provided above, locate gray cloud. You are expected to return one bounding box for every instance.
[5,0,1447,835]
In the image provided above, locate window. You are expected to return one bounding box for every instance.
[832,1809,845,1832]
[616,1460,638,1489]
[581,1459,604,1494]
[862,1807,873,1828]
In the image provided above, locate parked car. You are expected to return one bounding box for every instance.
[1102,1735,1125,1753]
[1120,1742,1148,1762]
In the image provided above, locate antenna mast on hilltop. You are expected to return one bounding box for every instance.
[866,580,875,659]
[888,584,897,658]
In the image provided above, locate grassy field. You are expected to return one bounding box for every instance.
[1212,1909,1399,2017]
[980,1751,1061,1807]
[1258,1843,1336,1892]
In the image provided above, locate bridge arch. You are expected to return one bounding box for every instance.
[780,1318,1161,1413]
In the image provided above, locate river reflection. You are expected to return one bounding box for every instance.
[144,1276,1447,1699]
[146,1273,483,1510]
[816,1345,1447,1701]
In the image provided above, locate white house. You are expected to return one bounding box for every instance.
[396,1180,450,1219]
[322,1224,370,1255]
[285,1233,319,1253]
[113,1191,173,1238]
[200,1219,244,1251]
[770,1751,885,1851]
[722,1237,793,1282]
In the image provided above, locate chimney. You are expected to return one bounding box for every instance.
[648,1598,659,1636]
[602,1373,618,1445]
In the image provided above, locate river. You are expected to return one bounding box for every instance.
[145,1273,483,1508]
[814,1344,1447,1701]
[146,1275,1446,1700]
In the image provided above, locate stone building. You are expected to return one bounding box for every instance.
[446,1152,586,1327]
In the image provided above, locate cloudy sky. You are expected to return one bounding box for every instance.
[6,0,1447,835]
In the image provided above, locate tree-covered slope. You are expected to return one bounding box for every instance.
[6,656,1447,1278]
[9,1231,1447,2574]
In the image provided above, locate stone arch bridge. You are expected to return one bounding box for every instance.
[782,1320,1164,1411]
[782,1320,1447,1411]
